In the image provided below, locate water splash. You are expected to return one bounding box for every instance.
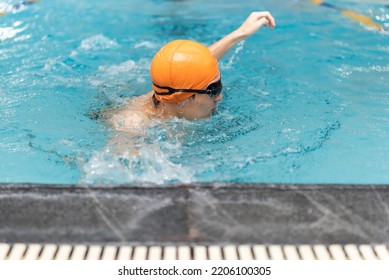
[220,41,245,70]
[88,59,150,87]
[134,41,158,49]
[80,34,119,51]
[79,141,194,185]
[0,22,27,41]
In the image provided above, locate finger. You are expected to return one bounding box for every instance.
[252,11,271,20]
[251,11,276,28]
[266,14,276,28]
[258,17,269,26]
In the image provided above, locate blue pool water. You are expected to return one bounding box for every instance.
[1,0,388,185]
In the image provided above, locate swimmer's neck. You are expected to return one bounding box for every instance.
[143,92,180,119]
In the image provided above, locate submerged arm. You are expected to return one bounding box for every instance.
[208,11,276,60]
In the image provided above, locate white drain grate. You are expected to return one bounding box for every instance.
[0,243,388,260]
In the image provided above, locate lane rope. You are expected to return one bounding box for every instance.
[311,0,384,31]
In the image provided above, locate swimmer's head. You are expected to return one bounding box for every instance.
[150,40,220,103]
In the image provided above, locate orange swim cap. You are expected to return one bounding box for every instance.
[150,40,219,103]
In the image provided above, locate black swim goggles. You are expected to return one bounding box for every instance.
[153,79,222,98]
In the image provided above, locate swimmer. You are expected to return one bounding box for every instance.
[106,11,275,135]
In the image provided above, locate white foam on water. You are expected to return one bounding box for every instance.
[134,41,158,49]
[137,77,146,83]
[336,64,389,77]
[40,57,82,85]
[98,59,145,75]
[13,21,23,27]
[89,58,150,87]
[13,34,31,41]
[79,142,194,185]
[0,24,27,41]
[42,56,70,71]
[69,50,78,57]
[80,34,119,51]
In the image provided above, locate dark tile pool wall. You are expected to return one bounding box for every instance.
[0,183,388,244]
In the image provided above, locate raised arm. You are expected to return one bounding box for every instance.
[208,11,276,61]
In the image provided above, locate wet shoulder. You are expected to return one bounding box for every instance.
[105,95,151,133]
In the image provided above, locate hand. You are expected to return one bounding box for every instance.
[237,11,276,39]
[208,11,276,60]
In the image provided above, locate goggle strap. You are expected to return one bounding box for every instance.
[153,82,207,95]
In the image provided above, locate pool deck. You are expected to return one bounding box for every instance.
[0,183,388,245]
